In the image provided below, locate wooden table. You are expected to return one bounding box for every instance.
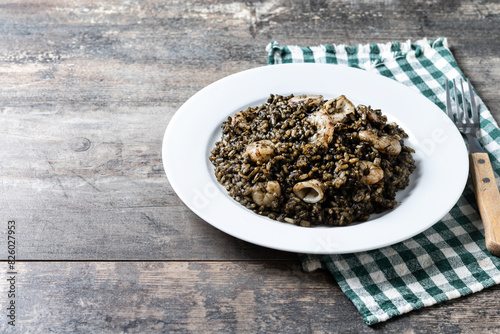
[2,1,500,332]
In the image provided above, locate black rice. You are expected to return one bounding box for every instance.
[209,94,415,227]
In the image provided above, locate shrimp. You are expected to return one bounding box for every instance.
[245,140,274,164]
[359,160,384,184]
[366,109,384,125]
[252,181,281,207]
[293,179,325,203]
[231,111,247,128]
[231,110,256,133]
[288,95,323,107]
[307,111,335,146]
[358,130,401,156]
[321,95,355,124]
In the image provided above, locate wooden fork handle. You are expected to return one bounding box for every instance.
[470,152,500,257]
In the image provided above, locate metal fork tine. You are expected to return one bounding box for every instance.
[468,79,479,125]
[453,79,462,127]
[459,79,470,125]
[445,80,454,120]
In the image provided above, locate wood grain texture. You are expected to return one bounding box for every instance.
[0,100,296,260]
[470,152,500,256]
[0,0,499,260]
[1,261,500,333]
[1,0,500,331]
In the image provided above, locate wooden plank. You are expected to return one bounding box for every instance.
[3,207,299,260]
[1,0,500,260]
[0,1,499,332]
[0,1,498,115]
[1,261,499,333]
[0,0,499,262]
[0,101,295,260]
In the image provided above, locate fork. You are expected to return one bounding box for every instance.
[446,79,500,256]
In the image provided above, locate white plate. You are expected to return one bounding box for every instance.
[162,63,468,254]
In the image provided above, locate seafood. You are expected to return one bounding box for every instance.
[322,95,355,124]
[252,181,281,207]
[306,111,335,146]
[359,130,402,156]
[246,140,275,163]
[359,160,384,184]
[293,179,325,203]
[288,94,323,107]
[210,94,415,226]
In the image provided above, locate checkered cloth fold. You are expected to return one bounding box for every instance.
[266,38,500,325]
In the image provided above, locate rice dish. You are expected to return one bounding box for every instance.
[209,94,415,227]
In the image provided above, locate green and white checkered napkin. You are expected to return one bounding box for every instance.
[266,37,500,325]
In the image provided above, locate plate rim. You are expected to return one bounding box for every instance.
[162,63,469,254]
